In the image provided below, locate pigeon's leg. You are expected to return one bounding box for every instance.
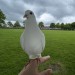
[30,58,41,64]
[34,58,40,64]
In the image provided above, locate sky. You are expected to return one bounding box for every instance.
[0,0,75,26]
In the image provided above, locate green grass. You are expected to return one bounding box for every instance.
[0,29,75,75]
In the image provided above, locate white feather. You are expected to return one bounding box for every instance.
[20,10,45,59]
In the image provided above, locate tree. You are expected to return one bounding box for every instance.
[13,21,21,28]
[66,23,71,30]
[61,23,64,29]
[0,23,2,27]
[0,9,6,27]
[38,22,44,28]
[7,21,13,28]
[71,22,75,30]
[55,23,60,28]
[50,23,55,28]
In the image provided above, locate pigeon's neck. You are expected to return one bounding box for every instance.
[26,16,37,27]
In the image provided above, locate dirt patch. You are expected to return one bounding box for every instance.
[49,62,66,74]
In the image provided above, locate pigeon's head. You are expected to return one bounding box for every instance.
[23,10,34,19]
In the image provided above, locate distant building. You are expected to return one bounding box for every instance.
[41,26,50,30]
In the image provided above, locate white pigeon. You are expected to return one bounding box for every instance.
[20,10,45,59]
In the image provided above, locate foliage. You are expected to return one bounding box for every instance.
[71,22,75,30]
[38,22,44,28]
[55,23,61,28]
[0,9,6,27]
[61,23,64,29]
[50,22,75,30]
[50,23,55,28]
[7,21,13,28]
[13,21,21,27]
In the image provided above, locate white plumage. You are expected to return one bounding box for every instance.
[20,10,45,59]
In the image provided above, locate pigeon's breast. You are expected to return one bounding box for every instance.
[24,31,43,54]
[22,19,45,55]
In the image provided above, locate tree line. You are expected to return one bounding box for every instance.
[38,22,75,30]
[50,22,75,30]
[0,9,23,28]
[0,9,75,30]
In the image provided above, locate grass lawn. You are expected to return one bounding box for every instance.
[0,29,75,75]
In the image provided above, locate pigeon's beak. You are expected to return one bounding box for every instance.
[23,14,27,18]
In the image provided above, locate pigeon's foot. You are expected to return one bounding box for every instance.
[30,58,41,64]
[34,58,41,64]
[25,58,40,67]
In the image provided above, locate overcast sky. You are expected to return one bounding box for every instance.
[0,0,75,26]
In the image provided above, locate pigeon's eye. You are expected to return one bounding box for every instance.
[30,12,33,15]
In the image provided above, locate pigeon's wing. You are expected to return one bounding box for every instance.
[41,33,45,50]
[20,32,25,50]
